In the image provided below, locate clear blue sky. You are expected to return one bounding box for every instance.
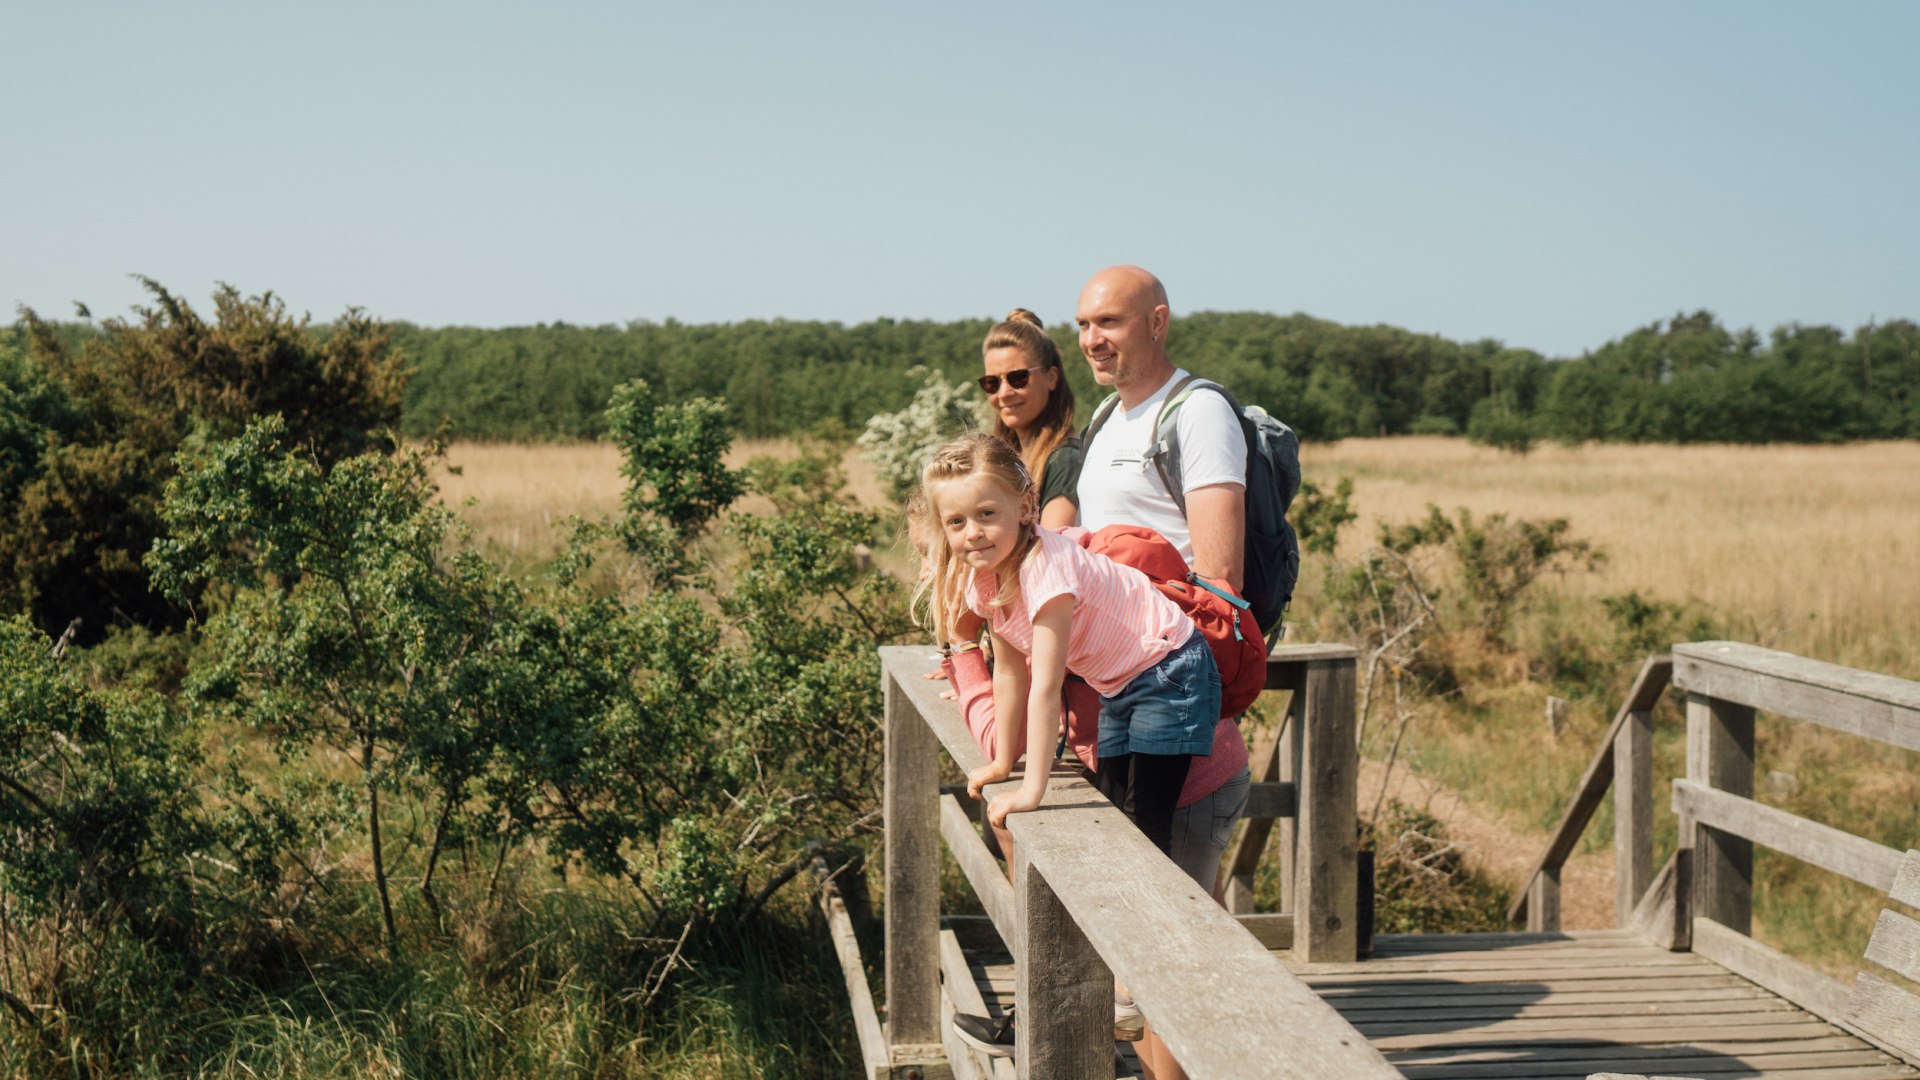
[5,1,1915,358]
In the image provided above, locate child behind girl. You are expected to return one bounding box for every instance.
[914,432,1221,856]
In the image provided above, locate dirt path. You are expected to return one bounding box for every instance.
[1358,757,1618,929]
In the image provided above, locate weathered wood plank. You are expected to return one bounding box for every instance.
[1298,964,1740,987]
[1509,654,1671,924]
[939,794,1018,955]
[940,929,1016,1080]
[1371,1017,1843,1050]
[1012,850,1109,1080]
[1221,703,1292,910]
[1392,1036,1885,1066]
[1410,1050,1908,1079]
[1693,915,1852,1021]
[1327,985,1772,1011]
[1295,950,1714,975]
[991,777,1398,1077]
[1306,972,1759,996]
[1864,908,1920,985]
[1267,643,1359,689]
[1529,865,1563,933]
[1673,779,1904,892]
[884,666,944,1049]
[1352,1006,1801,1037]
[884,648,995,771]
[1891,850,1920,910]
[1296,654,1359,962]
[1243,780,1296,820]
[1279,693,1303,913]
[1372,930,1639,950]
[1237,912,1293,950]
[1672,642,1920,753]
[1617,706,1655,927]
[814,855,890,1079]
[1328,991,1789,1014]
[1630,847,1692,951]
[1847,970,1920,1063]
[1687,692,1755,935]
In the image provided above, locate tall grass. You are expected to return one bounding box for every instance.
[1294,436,1920,973]
[1304,437,1920,676]
[0,854,859,1078]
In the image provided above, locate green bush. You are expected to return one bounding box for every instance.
[3,281,404,643]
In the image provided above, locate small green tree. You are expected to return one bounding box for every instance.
[148,418,509,955]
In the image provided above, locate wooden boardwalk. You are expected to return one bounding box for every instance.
[841,643,1920,1079]
[952,929,1918,1079]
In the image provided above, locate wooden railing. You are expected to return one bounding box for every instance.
[1508,653,1671,930]
[870,643,1399,1080]
[1668,641,1920,1023]
[1513,640,1920,1035]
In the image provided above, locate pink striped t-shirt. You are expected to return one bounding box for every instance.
[967,527,1193,697]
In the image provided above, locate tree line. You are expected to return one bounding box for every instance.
[14,304,1915,448]
[394,310,1920,446]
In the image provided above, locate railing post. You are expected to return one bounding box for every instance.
[1527,867,1561,932]
[1012,843,1110,1080]
[1615,706,1654,927]
[1279,694,1303,913]
[1295,650,1360,962]
[1685,691,1754,934]
[883,668,942,1067]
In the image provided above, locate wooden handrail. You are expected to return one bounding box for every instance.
[1673,641,1920,750]
[1508,653,1671,925]
[878,645,1397,1080]
[1667,642,1920,1042]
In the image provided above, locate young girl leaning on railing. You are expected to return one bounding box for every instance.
[910,431,1222,856]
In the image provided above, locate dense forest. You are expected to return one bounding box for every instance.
[390,311,1919,446]
[10,307,1916,447]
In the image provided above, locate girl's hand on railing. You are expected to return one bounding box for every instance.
[966,760,1011,799]
[986,786,1043,828]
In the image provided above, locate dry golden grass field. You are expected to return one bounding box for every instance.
[1303,437,1920,678]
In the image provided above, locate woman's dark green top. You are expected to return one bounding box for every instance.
[1037,438,1083,511]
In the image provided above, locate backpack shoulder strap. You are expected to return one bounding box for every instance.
[1147,374,1236,515]
[1079,392,1122,448]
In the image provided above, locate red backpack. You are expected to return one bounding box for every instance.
[1085,525,1267,719]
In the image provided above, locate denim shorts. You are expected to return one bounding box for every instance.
[1096,632,1222,758]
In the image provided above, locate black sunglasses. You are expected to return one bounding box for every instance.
[977,367,1045,395]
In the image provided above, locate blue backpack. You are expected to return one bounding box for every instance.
[1082,375,1301,638]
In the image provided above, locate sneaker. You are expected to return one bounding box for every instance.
[953,1006,1016,1058]
[1114,996,1146,1042]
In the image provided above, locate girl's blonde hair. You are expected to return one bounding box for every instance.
[910,432,1040,644]
[984,309,1076,488]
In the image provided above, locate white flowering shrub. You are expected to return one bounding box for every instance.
[857,366,986,502]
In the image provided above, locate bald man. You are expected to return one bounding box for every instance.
[1070,266,1252,1080]
[1074,265,1247,592]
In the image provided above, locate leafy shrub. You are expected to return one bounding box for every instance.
[3,281,403,643]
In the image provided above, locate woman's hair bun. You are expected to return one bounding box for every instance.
[1004,308,1043,328]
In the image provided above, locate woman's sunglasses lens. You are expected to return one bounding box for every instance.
[976,369,1034,395]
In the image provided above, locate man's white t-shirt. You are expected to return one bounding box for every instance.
[1077,369,1246,565]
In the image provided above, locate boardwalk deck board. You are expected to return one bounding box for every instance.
[962,932,1915,1078]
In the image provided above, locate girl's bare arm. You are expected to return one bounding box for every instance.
[966,629,1027,797]
[989,594,1071,825]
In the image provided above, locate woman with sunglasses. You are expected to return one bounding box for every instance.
[980,308,1080,529]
